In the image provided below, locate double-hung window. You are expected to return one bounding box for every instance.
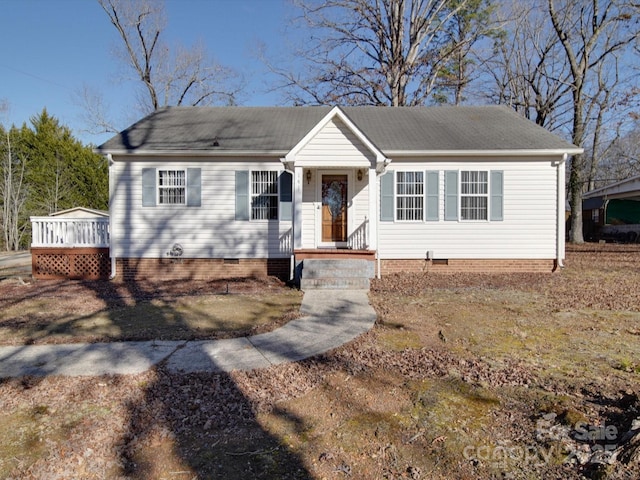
[251,171,279,220]
[396,171,424,221]
[158,169,186,205]
[142,167,201,207]
[460,171,488,220]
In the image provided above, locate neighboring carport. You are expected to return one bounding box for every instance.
[583,174,640,242]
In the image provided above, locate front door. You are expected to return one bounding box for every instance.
[321,174,348,243]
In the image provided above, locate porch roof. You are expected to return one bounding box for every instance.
[583,174,640,201]
[97,105,581,156]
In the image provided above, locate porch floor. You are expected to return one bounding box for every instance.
[294,249,375,261]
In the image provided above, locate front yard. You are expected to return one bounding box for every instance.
[0,244,639,479]
[0,277,302,345]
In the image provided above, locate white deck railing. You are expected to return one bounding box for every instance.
[31,217,110,248]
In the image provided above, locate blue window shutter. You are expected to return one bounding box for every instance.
[187,168,201,207]
[235,171,249,221]
[490,170,504,221]
[444,170,458,221]
[380,171,394,221]
[279,171,293,221]
[142,168,156,207]
[426,170,439,221]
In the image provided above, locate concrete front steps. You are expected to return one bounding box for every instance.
[300,258,375,290]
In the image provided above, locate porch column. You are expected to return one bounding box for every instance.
[293,165,303,250]
[368,167,377,250]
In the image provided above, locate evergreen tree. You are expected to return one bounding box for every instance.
[23,109,107,216]
[0,109,108,250]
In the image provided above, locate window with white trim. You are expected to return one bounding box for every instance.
[460,170,488,220]
[251,171,279,220]
[158,169,186,205]
[396,171,424,221]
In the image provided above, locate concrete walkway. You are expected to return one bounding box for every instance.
[0,290,376,378]
[0,251,31,279]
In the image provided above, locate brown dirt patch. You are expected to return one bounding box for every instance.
[1,244,639,479]
[0,277,302,345]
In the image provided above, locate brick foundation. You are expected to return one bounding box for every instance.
[380,258,557,275]
[115,257,291,281]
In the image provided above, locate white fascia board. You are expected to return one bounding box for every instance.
[294,158,373,168]
[99,149,289,158]
[384,148,583,158]
[583,174,640,199]
[285,106,387,164]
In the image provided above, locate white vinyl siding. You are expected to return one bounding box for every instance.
[111,158,291,259]
[301,172,316,248]
[295,118,375,167]
[351,170,370,247]
[378,158,561,260]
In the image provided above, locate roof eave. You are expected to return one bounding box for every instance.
[384,148,584,157]
[96,149,290,158]
[583,174,640,199]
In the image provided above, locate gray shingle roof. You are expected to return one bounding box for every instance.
[96,105,580,154]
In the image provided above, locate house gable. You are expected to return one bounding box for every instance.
[285,106,387,168]
[294,117,376,167]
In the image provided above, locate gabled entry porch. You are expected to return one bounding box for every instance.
[291,166,377,290]
[279,106,390,289]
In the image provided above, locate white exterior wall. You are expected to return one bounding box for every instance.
[378,157,561,259]
[110,156,292,258]
[301,175,316,248]
[352,173,370,246]
[295,118,376,167]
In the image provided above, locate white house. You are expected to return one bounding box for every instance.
[96,105,582,287]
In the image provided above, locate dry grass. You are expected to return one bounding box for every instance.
[0,244,639,479]
[0,277,302,345]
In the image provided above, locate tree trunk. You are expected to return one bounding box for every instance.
[568,94,585,244]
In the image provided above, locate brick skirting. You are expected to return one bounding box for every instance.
[31,247,111,280]
[380,258,557,275]
[115,257,291,281]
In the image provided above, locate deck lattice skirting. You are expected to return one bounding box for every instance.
[31,247,111,280]
[30,216,111,280]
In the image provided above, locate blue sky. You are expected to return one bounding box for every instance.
[0,0,292,145]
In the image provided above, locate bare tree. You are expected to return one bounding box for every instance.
[482,2,572,131]
[74,85,120,135]
[270,0,494,106]
[96,0,241,115]
[548,0,640,243]
[432,0,502,105]
[0,125,29,251]
[484,0,639,242]
[596,120,640,186]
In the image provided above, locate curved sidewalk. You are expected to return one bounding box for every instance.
[0,290,376,378]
